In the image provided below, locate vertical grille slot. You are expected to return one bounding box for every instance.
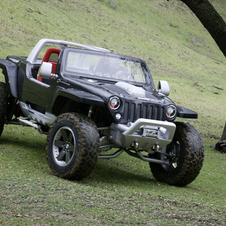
[148,105,153,119]
[124,102,129,121]
[158,107,164,120]
[142,105,147,118]
[131,103,135,122]
[136,103,141,119]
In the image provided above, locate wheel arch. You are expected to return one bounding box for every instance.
[177,105,198,119]
[52,88,105,115]
[0,58,19,98]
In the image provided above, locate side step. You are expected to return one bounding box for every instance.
[6,118,46,134]
[19,101,56,126]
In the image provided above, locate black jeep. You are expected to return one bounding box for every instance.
[0,39,204,186]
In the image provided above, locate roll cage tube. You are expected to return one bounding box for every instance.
[26,39,110,64]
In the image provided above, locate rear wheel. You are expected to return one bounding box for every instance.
[0,82,8,137]
[150,122,204,186]
[46,113,100,180]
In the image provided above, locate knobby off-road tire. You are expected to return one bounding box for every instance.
[150,122,204,186]
[0,82,8,137]
[46,113,100,180]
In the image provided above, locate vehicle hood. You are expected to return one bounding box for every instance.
[71,79,173,105]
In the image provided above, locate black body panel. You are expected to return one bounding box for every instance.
[177,106,198,119]
[54,88,105,107]
[0,58,18,98]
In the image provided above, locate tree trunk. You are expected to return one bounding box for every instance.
[175,0,226,151]
[220,122,226,141]
[179,0,226,57]
[215,122,226,153]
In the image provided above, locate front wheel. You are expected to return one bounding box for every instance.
[46,113,100,180]
[150,122,204,186]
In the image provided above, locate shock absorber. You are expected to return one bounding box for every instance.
[88,105,93,118]
[92,106,101,124]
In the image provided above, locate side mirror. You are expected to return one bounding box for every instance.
[38,62,58,79]
[158,80,170,96]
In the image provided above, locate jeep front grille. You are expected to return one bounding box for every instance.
[123,101,165,122]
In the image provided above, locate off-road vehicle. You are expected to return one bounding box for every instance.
[0,39,204,186]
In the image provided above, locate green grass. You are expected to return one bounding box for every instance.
[0,0,226,225]
[1,126,226,225]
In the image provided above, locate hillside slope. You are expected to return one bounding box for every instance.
[0,0,226,137]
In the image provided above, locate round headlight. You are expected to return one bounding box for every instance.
[166,105,177,119]
[109,96,121,110]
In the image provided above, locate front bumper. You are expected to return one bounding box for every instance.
[110,118,176,151]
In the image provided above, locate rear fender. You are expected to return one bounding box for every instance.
[0,58,18,98]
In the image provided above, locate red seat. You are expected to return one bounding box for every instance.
[38,48,60,82]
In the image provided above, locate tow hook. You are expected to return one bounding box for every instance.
[153,143,160,152]
[131,141,139,149]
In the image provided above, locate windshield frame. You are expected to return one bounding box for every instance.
[60,48,155,88]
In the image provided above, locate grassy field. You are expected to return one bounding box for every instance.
[0,0,226,225]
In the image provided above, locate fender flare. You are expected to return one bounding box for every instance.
[177,106,198,119]
[52,87,105,109]
[0,58,18,98]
